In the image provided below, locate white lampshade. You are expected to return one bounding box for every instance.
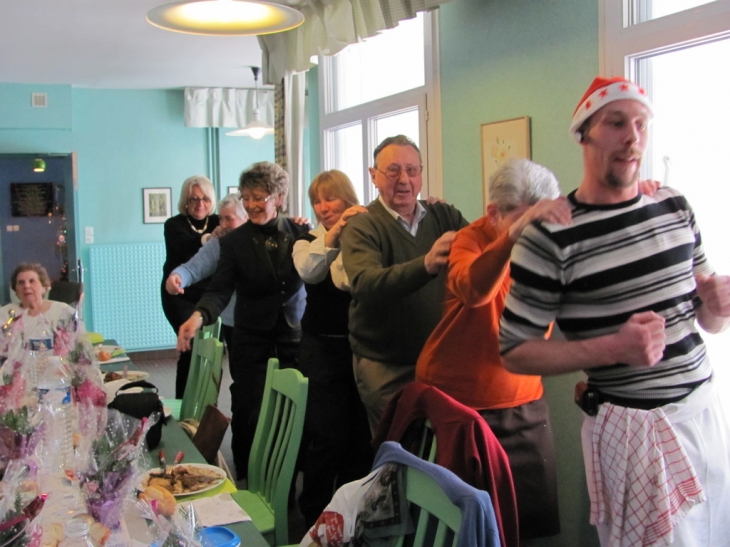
[146,0,304,36]
[226,110,274,139]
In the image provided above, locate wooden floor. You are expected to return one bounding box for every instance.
[128,348,308,544]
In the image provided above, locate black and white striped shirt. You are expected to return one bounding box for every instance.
[500,187,713,400]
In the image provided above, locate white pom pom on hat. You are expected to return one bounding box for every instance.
[569,76,654,142]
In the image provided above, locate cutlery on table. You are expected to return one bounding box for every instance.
[158,450,166,474]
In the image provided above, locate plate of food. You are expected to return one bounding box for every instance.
[96,345,128,363]
[139,464,226,497]
[103,370,149,383]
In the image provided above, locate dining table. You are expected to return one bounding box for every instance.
[98,338,272,547]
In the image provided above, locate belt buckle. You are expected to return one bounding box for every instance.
[574,381,600,416]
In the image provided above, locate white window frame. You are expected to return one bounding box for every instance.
[318,11,442,203]
[601,0,730,78]
[600,0,730,177]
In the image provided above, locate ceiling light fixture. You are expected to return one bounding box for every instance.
[226,67,274,139]
[33,158,46,172]
[146,0,304,36]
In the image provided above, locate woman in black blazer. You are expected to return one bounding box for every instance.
[177,162,309,479]
[161,175,219,398]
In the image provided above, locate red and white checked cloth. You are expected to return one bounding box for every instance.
[588,403,705,547]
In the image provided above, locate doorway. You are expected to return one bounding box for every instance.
[0,153,76,304]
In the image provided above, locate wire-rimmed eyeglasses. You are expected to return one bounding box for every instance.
[375,165,423,181]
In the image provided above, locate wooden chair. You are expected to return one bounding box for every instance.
[400,465,463,547]
[292,442,500,547]
[231,358,308,547]
[167,321,224,422]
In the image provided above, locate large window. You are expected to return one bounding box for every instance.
[319,12,439,204]
[602,0,730,384]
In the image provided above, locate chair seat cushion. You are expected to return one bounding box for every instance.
[230,490,274,535]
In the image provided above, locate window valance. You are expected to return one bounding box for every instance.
[183,87,275,128]
[257,0,453,83]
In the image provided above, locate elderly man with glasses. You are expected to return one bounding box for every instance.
[340,135,468,434]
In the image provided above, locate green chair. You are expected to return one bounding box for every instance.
[201,317,222,341]
[166,321,224,422]
[416,419,437,463]
[231,358,308,547]
[400,465,463,547]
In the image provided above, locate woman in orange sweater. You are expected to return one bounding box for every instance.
[416,158,571,542]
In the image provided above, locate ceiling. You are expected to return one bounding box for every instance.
[0,0,286,90]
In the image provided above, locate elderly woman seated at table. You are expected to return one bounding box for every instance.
[0,262,81,361]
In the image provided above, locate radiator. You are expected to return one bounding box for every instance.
[88,243,176,351]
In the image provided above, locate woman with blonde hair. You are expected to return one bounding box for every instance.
[161,175,219,397]
[292,169,373,526]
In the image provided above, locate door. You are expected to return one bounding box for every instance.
[0,154,76,304]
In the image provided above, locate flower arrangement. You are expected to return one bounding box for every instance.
[0,462,45,547]
[78,409,152,529]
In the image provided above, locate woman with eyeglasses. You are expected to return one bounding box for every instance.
[177,161,310,480]
[161,175,219,398]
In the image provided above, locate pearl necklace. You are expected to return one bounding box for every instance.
[186,216,209,234]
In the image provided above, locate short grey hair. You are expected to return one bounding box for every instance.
[218,194,247,220]
[239,161,290,213]
[177,175,216,216]
[489,159,560,214]
[373,135,422,167]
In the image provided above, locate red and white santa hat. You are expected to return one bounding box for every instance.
[569,76,653,142]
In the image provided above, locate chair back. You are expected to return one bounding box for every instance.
[179,334,224,422]
[201,317,222,341]
[414,419,437,463]
[399,465,462,547]
[48,281,84,308]
[247,358,308,546]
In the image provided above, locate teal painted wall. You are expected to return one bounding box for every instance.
[0,84,72,129]
[439,0,600,545]
[0,84,273,333]
[219,128,275,191]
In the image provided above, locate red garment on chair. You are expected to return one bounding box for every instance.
[372,382,519,547]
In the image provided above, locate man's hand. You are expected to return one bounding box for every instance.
[508,197,572,241]
[613,311,666,367]
[165,274,184,295]
[426,196,446,205]
[424,231,457,275]
[696,274,730,317]
[324,205,368,248]
[177,312,203,352]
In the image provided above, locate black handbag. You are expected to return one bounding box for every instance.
[107,380,165,449]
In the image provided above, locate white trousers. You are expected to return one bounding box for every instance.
[582,379,730,547]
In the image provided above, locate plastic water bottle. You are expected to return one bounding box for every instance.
[27,314,53,388]
[59,520,94,547]
[38,356,75,472]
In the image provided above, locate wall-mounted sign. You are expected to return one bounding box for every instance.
[10,182,54,217]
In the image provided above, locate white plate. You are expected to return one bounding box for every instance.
[139,464,226,497]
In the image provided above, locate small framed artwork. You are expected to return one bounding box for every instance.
[143,187,172,224]
[227,186,239,195]
[481,116,531,210]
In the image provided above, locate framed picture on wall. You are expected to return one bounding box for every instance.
[227,186,239,195]
[143,187,172,224]
[481,116,531,210]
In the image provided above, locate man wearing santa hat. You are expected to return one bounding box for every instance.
[499,76,730,545]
